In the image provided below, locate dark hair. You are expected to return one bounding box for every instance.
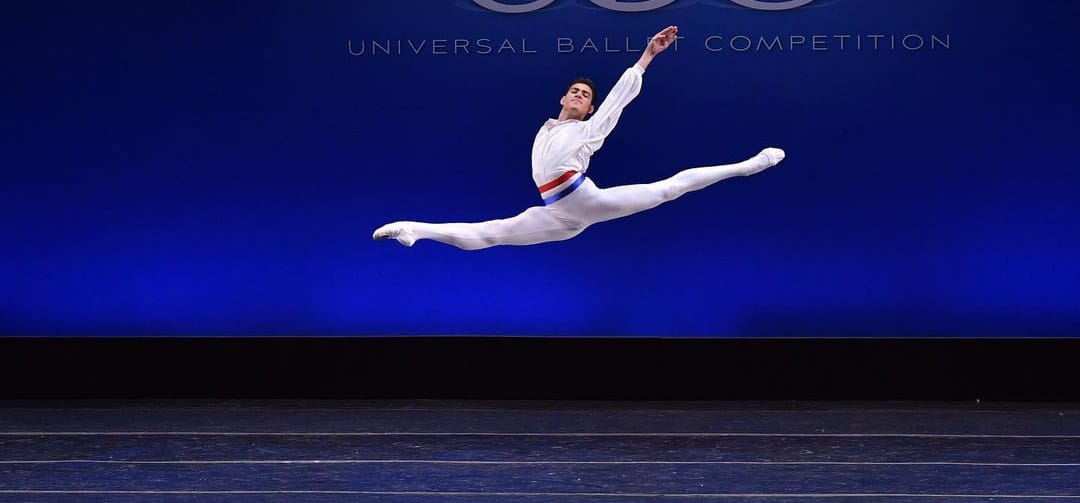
[566,77,596,106]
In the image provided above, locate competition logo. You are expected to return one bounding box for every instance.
[472,0,814,13]
[349,0,951,56]
[728,0,814,10]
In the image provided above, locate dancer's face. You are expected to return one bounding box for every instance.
[561,83,595,120]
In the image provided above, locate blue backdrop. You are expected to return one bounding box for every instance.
[3,0,1078,336]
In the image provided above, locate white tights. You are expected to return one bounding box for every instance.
[397,153,771,251]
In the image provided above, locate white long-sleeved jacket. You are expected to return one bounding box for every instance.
[531,64,645,192]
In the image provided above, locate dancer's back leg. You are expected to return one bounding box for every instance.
[374,206,584,250]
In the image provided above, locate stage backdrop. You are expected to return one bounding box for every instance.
[3,0,1078,337]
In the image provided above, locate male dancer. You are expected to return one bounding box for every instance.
[373,26,785,250]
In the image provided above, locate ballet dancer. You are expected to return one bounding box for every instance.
[373,25,785,250]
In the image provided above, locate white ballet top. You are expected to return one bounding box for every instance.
[531,64,645,189]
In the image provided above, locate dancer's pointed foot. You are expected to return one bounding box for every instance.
[373,223,416,247]
[760,147,785,167]
[746,147,786,176]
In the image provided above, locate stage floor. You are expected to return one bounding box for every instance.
[1,401,1078,502]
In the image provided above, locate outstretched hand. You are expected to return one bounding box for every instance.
[646,25,678,56]
[636,25,678,71]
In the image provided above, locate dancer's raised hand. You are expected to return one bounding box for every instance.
[646,25,678,56]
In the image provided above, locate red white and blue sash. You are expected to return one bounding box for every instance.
[538,170,584,205]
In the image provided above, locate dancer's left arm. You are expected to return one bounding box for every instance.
[583,26,679,151]
[635,25,678,72]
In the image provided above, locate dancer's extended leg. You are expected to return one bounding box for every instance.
[374,149,783,249]
[373,206,584,250]
[570,148,784,224]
